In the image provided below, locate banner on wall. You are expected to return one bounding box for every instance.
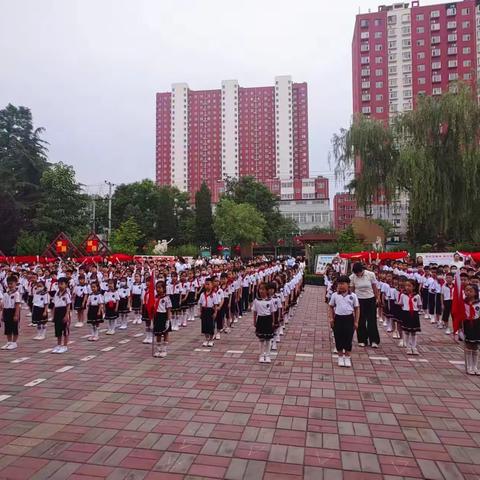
[314,254,337,275]
[416,252,455,266]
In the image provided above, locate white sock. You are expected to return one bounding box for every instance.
[410,333,417,348]
[259,341,264,354]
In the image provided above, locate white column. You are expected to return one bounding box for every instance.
[275,75,293,180]
[221,80,239,179]
[171,83,189,191]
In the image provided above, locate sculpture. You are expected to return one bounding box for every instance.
[153,238,173,255]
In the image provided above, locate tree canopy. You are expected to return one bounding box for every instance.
[213,198,266,247]
[331,85,480,245]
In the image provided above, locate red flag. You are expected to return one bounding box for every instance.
[451,270,464,334]
[146,271,156,320]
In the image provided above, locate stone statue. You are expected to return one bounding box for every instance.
[153,238,173,255]
[372,236,383,252]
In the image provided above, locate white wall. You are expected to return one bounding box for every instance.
[221,79,239,179]
[275,75,293,180]
[171,83,189,191]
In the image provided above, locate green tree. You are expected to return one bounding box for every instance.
[35,162,88,239]
[0,104,49,253]
[195,182,215,247]
[336,226,364,253]
[331,85,480,244]
[110,217,143,254]
[224,176,291,244]
[213,199,266,247]
[15,231,49,255]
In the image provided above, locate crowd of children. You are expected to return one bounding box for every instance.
[0,257,305,362]
[326,257,480,375]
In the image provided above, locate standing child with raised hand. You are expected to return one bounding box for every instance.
[104,279,119,335]
[32,280,49,340]
[199,277,216,347]
[86,281,104,341]
[253,282,275,363]
[328,275,359,367]
[51,277,71,354]
[153,281,172,358]
[1,275,21,350]
[73,274,89,328]
[463,283,480,375]
[399,279,422,355]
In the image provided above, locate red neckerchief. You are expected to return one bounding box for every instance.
[407,294,415,313]
[465,300,476,320]
[203,290,213,307]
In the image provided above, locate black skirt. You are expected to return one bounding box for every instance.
[255,314,274,340]
[74,295,85,311]
[32,305,47,324]
[131,294,142,312]
[187,291,196,306]
[87,305,103,323]
[154,312,170,334]
[118,297,129,314]
[201,307,215,335]
[464,318,480,343]
[401,310,421,332]
[170,293,180,312]
[104,302,118,320]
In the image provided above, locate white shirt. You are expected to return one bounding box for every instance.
[87,293,104,306]
[199,292,216,308]
[399,293,421,312]
[156,295,172,313]
[329,292,359,315]
[442,284,454,301]
[350,270,377,299]
[53,290,71,307]
[33,291,49,308]
[2,290,21,309]
[253,298,273,316]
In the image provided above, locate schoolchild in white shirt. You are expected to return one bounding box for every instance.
[328,275,360,367]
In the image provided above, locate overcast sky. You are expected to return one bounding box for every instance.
[0,0,441,197]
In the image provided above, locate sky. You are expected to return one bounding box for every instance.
[0,0,442,198]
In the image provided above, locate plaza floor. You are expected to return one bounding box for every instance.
[0,286,479,480]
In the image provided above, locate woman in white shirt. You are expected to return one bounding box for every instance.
[350,263,380,348]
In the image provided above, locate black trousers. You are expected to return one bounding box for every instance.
[333,314,355,352]
[241,287,250,312]
[357,297,379,345]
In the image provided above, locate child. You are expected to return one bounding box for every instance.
[186,270,197,322]
[117,277,131,330]
[52,277,71,354]
[73,275,89,328]
[1,275,21,350]
[168,272,181,331]
[104,279,119,335]
[268,282,282,351]
[32,280,49,340]
[199,277,216,347]
[441,272,454,334]
[179,271,189,328]
[328,275,360,367]
[130,273,144,325]
[399,279,422,355]
[253,282,275,363]
[141,275,153,344]
[86,281,104,341]
[463,284,480,375]
[153,281,172,358]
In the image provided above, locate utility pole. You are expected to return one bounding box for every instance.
[92,196,96,233]
[105,181,115,246]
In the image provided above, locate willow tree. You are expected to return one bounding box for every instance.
[331,85,480,244]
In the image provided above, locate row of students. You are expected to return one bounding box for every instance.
[0,259,302,357]
[327,262,480,374]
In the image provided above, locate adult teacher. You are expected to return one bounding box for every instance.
[350,262,380,348]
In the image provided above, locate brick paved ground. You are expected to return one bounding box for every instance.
[0,286,479,479]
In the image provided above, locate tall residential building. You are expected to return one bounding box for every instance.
[334,193,357,231]
[351,0,479,237]
[156,76,315,203]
